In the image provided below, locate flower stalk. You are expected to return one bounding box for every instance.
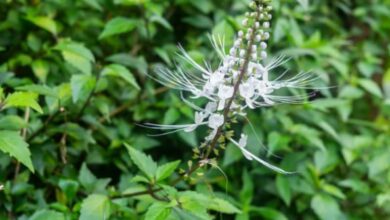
[144,0,319,176]
[204,1,265,159]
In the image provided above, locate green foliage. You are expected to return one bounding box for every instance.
[99,17,138,39]
[26,16,59,36]
[126,144,157,180]
[156,160,181,182]
[4,92,43,113]
[311,194,343,220]
[70,74,96,103]
[0,131,34,172]
[101,64,140,90]
[0,0,390,219]
[29,210,65,220]
[144,203,172,220]
[55,41,95,75]
[80,194,111,220]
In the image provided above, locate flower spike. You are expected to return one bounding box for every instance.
[144,0,324,173]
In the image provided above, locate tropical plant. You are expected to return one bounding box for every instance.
[0,0,389,219]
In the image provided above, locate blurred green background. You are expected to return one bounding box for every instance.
[1,0,390,219]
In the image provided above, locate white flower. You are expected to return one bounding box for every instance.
[217,84,234,110]
[239,82,255,99]
[218,85,234,100]
[237,134,253,160]
[260,42,267,49]
[255,80,271,95]
[142,0,325,173]
[208,113,224,130]
[239,81,256,108]
[229,136,292,174]
[201,82,216,97]
[261,51,267,59]
[209,71,225,87]
[184,112,206,132]
[141,110,208,135]
[205,102,217,114]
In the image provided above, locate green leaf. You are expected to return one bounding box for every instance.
[29,210,65,220]
[70,75,96,103]
[322,183,346,200]
[26,16,59,35]
[55,41,95,74]
[31,59,50,83]
[208,197,241,214]
[114,0,150,6]
[311,194,343,220]
[297,0,309,10]
[83,0,103,11]
[368,153,390,178]
[178,192,210,219]
[150,15,173,31]
[339,86,364,100]
[99,17,137,39]
[0,116,27,130]
[0,88,4,101]
[4,92,43,113]
[359,79,383,98]
[0,131,34,172]
[183,15,213,29]
[171,207,205,220]
[101,64,140,90]
[16,85,57,97]
[125,144,157,180]
[189,0,214,14]
[290,125,325,151]
[377,193,390,207]
[145,203,171,220]
[163,107,180,125]
[276,175,292,206]
[251,207,288,220]
[58,179,79,201]
[223,143,243,166]
[79,163,99,191]
[156,160,180,182]
[239,170,253,206]
[80,194,111,220]
[78,163,111,194]
[339,179,370,194]
[179,191,240,215]
[106,53,148,75]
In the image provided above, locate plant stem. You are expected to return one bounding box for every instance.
[110,187,161,199]
[14,107,30,181]
[59,133,68,164]
[204,13,259,160]
[27,109,61,142]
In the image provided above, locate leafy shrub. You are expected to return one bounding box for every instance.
[0,0,390,219]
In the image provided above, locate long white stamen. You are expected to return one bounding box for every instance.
[229,138,294,174]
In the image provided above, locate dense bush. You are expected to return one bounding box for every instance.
[0,0,390,219]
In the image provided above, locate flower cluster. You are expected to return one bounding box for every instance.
[145,0,320,173]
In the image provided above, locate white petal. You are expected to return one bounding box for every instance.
[208,114,224,129]
[205,102,217,114]
[217,99,225,111]
[229,138,293,174]
[218,85,234,100]
[238,134,248,148]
